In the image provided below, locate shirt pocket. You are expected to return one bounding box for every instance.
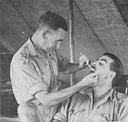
[101,113,110,121]
[71,109,85,114]
[68,108,86,122]
[92,113,110,122]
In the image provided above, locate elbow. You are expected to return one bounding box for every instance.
[35,92,55,109]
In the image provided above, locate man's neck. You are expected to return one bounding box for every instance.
[93,84,111,103]
[30,36,43,54]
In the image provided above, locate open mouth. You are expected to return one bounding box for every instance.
[89,65,95,73]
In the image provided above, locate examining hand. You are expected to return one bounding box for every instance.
[79,52,90,69]
[78,72,98,88]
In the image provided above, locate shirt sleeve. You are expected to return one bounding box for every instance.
[55,50,69,72]
[53,100,69,122]
[11,60,48,96]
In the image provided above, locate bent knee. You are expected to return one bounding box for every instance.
[18,102,37,115]
[18,102,40,122]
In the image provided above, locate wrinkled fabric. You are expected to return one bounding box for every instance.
[10,38,69,122]
[54,89,128,122]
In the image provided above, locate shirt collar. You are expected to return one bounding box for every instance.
[27,38,46,58]
[79,88,93,101]
[80,88,117,102]
[110,88,118,101]
[101,88,116,102]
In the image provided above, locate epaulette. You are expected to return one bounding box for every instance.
[116,91,128,102]
[20,45,29,64]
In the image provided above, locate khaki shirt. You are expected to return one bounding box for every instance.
[54,89,128,122]
[10,38,68,121]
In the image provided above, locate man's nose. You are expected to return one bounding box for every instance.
[92,61,96,66]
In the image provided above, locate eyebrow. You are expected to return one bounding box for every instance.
[100,58,107,63]
[96,58,107,64]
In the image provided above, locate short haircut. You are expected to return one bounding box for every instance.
[38,11,68,32]
[102,53,124,87]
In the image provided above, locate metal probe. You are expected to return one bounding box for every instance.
[80,52,94,71]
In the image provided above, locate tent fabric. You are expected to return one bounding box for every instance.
[0,0,128,74]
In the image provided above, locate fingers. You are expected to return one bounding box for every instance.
[83,72,98,81]
[79,73,98,87]
[87,72,98,85]
[79,52,90,68]
[80,52,89,64]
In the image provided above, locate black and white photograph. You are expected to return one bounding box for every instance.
[1,0,128,122]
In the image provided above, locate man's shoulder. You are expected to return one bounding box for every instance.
[116,91,128,103]
[114,92,128,112]
[12,42,29,65]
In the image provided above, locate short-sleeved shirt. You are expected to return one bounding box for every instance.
[10,38,69,121]
[54,89,128,122]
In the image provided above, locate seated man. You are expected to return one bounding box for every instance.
[52,53,128,122]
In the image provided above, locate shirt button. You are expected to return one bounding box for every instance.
[49,53,51,56]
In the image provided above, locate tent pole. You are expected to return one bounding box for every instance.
[69,0,75,86]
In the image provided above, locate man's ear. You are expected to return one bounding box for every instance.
[42,30,48,39]
[42,28,51,39]
[106,71,116,81]
[110,71,116,80]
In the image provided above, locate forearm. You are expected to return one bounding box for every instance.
[36,72,97,108]
[64,63,87,74]
[35,82,83,108]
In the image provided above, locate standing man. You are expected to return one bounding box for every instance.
[10,11,97,122]
[52,53,128,122]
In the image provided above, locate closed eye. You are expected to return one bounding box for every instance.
[57,39,64,42]
[99,62,103,66]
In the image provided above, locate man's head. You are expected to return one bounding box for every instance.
[38,11,68,32]
[33,11,68,51]
[103,53,124,87]
[92,53,124,87]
